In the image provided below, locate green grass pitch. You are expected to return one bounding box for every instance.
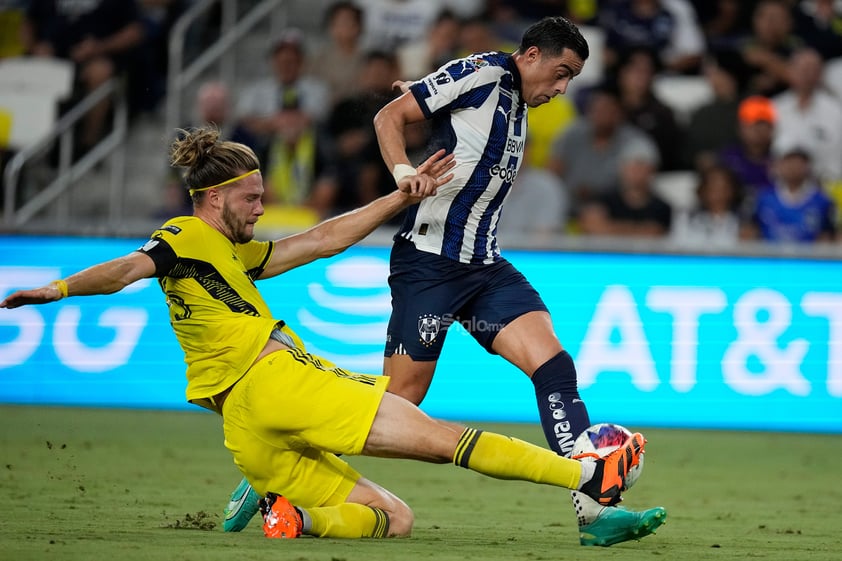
[1,404,841,561]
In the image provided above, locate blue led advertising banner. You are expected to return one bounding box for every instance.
[1,235,840,433]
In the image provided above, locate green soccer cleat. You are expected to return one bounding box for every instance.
[579,505,667,547]
[223,477,261,532]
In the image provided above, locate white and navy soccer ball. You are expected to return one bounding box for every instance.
[572,423,644,490]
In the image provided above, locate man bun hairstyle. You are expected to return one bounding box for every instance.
[519,16,589,61]
[170,126,260,201]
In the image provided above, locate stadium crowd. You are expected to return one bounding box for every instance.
[3,0,842,246]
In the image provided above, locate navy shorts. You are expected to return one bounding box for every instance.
[384,238,548,361]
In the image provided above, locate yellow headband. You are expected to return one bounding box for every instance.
[188,169,259,196]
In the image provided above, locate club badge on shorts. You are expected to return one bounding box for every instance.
[417,314,442,347]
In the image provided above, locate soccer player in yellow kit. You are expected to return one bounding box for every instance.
[0,126,644,539]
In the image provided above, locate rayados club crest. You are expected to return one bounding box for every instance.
[417,314,442,347]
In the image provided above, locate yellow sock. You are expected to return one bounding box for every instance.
[453,428,582,490]
[305,503,390,538]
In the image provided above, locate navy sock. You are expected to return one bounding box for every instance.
[531,351,590,457]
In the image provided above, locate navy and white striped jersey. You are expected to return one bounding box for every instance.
[401,52,528,264]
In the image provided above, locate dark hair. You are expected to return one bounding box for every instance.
[364,49,398,67]
[617,46,662,74]
[707,49,750,94]
[697,164,743,212]
[324,1,363,28]
[586,82,622,105]
[518,16,589,61]
[170,127,260,202]
[433,9,458,26]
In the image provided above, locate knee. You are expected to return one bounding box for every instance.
[348,476,416,537]
[81,57,114,88]
[383,356,436,405]
[386,378,427,405]
[386,501,414,537]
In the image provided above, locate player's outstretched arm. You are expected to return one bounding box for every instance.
[260,150,455,279]
[0,252,156,309]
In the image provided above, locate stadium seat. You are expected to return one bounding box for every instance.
[653,170,698,211]
[0,57,74,150]
[571,26,605,90]
[825,57,842,101]
[652,75,714,125]
[0,91,58,150]
[0,56,74,100]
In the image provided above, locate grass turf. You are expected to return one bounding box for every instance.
[1,404,841,561]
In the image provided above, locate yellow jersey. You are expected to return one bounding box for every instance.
[138,216,299,412]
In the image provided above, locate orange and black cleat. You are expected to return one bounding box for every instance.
[259,493,303,539]
[577,432,646,506]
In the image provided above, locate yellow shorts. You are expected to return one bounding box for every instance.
[221,347,390,507]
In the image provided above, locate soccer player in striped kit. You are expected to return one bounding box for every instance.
[371,16,666,547]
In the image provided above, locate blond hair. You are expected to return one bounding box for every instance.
[170,127,260,202]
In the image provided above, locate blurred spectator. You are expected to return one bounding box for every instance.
[493,0,580,23]
[133,0,189,114]
[236,29,329,132]
[185,80,256,147]
[398,9,461,80]
[356,0,442,51]
[458,14,511,56]
[235,28,330,161]
[696,0,752,53]
[0,0,27,58]
[579,136,673,237]
[482,1,533,46]
[308,1,366,106]
[234,29,329,206]
[192,81,256,148]
[310,50,403,218]
[661,0,707,74]
[683,52,743,170]
[739,0,803,97]
[565,0,601,24]
[792,0,842,60]
[671,164,744,247]
[0,0,27,204]
[772,48,842,186]
[194,81,232,133]
[24,0,145,152]
[525,95,577,169]
[743,137,836,243]
[548,85,655,218]
[498,146,568,242]
[717,95,775,195]
[599,0,703,74]
[439,0,485,18]
[614,48,685,170]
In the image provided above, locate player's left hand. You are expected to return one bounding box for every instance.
[0,285,63,309]
[398,149,455,202]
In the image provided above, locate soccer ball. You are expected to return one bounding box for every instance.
[572,423,644,490]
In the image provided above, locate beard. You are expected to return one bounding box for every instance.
[222,202,254,244]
